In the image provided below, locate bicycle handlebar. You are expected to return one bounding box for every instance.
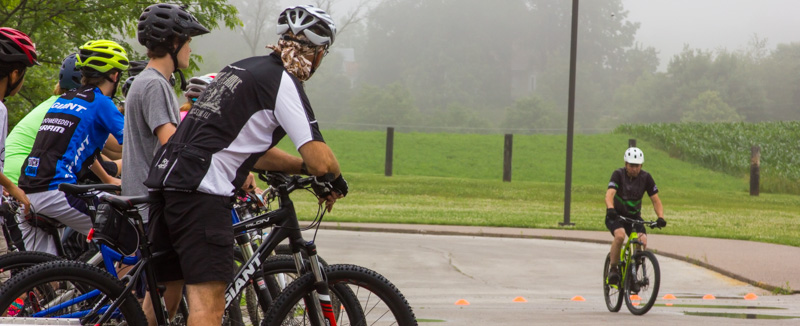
[618,216,662,229]
[255,170,333,198]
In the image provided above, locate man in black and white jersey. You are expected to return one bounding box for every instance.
[143,5,347,325]
[604,147,667,284]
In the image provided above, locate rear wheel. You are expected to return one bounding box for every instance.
[0,260,146,325]
[603,253,623,312]
[0,251,63,286]
[624,251,660,315]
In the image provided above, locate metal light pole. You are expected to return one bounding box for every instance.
[561,0,579,227]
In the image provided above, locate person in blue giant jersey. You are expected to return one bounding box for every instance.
[17,39,128,254]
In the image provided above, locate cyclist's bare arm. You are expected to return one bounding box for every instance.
[605,188,616,209]
[102,134,123,160]
[298,141,344,211]
[0,173,29,215]
[649,193,663,218]
[297,140,341,177]
[154,122,177,146]
[90,158,120,186]
[253,147,303,173]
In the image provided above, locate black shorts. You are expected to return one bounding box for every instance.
[605,215,646,236]
[148,191,235,284]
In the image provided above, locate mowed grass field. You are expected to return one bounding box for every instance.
[267,130,800,247]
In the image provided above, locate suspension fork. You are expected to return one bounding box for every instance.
[234,232,274,311]
[293,241,337,326]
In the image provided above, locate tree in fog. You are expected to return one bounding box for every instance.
[682,90,743,123]
[612,39,800,124]
[231,0,281,57]
[358,0,652,131]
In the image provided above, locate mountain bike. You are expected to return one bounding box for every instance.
[0,171,416,326]
[0,184,123,285]
[603,216,662,315]
[0,183,316,325]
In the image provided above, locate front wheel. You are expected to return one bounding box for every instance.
[264,264,417,326]
[624,251,660,315]
[0,260,147,325]
[603,253,623,312]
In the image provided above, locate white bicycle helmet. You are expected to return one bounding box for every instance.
[276,5,337,47]
[624,147,645,164]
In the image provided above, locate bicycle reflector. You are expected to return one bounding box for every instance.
[91,202,139,255]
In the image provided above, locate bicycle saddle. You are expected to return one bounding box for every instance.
[101,193,157,211]
[59,183,121,196]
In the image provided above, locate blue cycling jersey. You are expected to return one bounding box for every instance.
[18,86,124,193]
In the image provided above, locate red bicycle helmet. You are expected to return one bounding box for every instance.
[0,28,38,67]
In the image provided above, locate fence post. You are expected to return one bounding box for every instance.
[385,127,394,177]
[750,146,760,196]
[503,134,513,182]
[628,139,636,148]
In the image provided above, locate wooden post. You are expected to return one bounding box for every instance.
[503,134,513,182]
[628,139,636,148]
[750,146,760,196]
[385,127,394,177]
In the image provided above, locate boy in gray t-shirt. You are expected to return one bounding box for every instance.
[121,67,180,221]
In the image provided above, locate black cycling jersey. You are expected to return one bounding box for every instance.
[145,53,323,196]
[607,167,658,217]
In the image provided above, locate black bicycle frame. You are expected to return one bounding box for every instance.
[226,182,325,320]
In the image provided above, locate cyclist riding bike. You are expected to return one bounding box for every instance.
[141,5,348,326]
[16,39,128,255]
[605,147,667,284]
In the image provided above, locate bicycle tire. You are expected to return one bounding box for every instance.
[227,244,332,326]
[0,251,63,285]
[624,251,660,315]
[228,254,338,326]
[603,253,623,312]
[0,260,147,325]
[264,263,417,326]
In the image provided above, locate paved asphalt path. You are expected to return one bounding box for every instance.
[310,229,800,325]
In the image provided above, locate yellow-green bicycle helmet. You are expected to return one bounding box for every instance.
[76,40,129,74]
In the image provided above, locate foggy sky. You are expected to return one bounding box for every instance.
[193,0,800,79]
[623,0,800,71]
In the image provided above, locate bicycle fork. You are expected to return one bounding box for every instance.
[294,241,337,326]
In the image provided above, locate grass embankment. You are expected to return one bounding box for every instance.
[269,129,800,247]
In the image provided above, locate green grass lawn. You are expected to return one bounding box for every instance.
[270,130,800,247]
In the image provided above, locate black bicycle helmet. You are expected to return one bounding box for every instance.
[127,60,148,77]
[59,53,82,90]
[121,76,135,98]
[137,3,210,48]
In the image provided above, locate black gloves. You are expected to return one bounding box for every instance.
[656,217,667,228]
[331,174,348,197]
[312,173,349,198]
[606,208,618,221]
